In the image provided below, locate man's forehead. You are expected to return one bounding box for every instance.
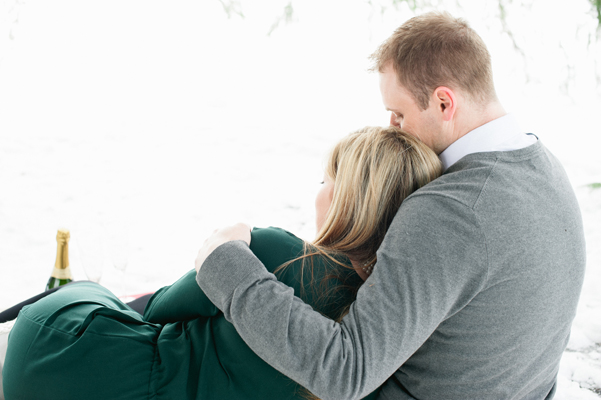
[380,64,406,90]
[380,70,408,103]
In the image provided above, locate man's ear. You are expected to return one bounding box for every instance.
[432,86,456,122]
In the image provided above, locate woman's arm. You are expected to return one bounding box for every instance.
[145,226,307,325]
[143,269,220,324]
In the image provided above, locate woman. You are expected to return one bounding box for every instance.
[2,126,442,400]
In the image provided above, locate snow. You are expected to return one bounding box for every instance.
[1,0,600,397]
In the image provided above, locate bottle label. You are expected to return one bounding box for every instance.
[50,266,73,280]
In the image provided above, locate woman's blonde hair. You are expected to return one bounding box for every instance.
[314,125,442,267]
[277,126,442,314]
[293,126,442,400]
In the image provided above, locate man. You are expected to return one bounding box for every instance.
[194,12,585,400]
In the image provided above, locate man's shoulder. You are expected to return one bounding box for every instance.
[408,141,552,210]
[406,158,495,212]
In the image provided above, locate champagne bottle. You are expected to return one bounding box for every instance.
[45,229,73,291]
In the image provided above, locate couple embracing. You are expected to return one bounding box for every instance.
[3,11,585,400]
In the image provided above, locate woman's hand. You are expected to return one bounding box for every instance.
[195,223,252,273]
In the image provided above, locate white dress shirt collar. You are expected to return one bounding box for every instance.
[439,114,537,171]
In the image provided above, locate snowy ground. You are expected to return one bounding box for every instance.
[1,0,600,397]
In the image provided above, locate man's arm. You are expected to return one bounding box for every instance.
[196,196,487,400]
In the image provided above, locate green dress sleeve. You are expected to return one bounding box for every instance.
[144,228,303,324]
[143,269,220,324]
[142,227,305,324]
[142,227,302,324]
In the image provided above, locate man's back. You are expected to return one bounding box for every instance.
[378,141,586,399]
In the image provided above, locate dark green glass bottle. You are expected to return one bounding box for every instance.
[45,229,73,291]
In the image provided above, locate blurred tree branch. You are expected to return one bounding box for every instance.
[591,0,601,30]
[267,2,294,36]
[2,0,23,39]
[217,0,244,19]
[3,0,600,92]
[1,0,24,64]
[496,0,530,82]
[243,0,600,97]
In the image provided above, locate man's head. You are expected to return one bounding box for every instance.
[371,12,503,154]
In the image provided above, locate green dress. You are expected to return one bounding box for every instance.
[3,227,380,400]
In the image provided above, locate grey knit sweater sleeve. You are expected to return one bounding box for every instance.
[197,142,585,400]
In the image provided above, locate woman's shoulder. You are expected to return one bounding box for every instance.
[249,227,305,273]
[250,227,362,320]
[251,226,301,243]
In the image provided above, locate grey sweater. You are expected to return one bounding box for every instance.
[197,141,586,400]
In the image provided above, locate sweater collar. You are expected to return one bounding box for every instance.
[438,114,537,171]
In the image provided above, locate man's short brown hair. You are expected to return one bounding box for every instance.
[370,12,497,110]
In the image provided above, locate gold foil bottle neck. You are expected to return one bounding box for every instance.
[56,228,70,242]
[54,229,71,270]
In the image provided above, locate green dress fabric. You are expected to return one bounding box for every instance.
[3,227,379,400]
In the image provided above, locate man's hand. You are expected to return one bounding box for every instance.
[195,223,252,273]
